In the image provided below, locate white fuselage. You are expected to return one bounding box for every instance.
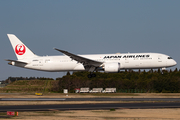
[14,53,177,72]
[7,34,177,74]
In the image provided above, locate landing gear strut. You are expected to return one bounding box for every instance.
[161,67,166,74]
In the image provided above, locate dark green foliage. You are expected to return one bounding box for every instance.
[52,69,180,93]
[7,69,180,93]
[110,108,116,111]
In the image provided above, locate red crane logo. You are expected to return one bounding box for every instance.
[15,44,26,55]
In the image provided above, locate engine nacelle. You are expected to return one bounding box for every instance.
[104,62,121,73]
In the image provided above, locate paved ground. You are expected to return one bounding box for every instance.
[1,97,180,101]
[1,102,180,112]
[1,93,180,119]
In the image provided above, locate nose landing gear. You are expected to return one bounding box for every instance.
[161,67,166,74]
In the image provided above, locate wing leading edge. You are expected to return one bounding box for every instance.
[54,48,103,67]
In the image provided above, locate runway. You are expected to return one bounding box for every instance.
[1,102,180,112]
[0,98,180,111]
[1,98,180,101]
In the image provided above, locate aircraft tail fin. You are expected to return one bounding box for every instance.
[7,34,37,60]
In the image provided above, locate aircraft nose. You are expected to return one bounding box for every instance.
[167,59,177,67]
[173,60,177,66]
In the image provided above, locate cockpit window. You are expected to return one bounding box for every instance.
[168,57,172,59]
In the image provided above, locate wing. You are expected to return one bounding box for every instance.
[54,48,103,67]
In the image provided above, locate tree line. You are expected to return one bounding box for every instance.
[3,68,180,93]
[3,77,54,83]
[51,69,180,93]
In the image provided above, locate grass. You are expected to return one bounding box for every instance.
[0,80,54,93]
[110,108,116,111]
[0,112,6,115]
[0,112,14,119]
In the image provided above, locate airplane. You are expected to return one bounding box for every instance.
[6,34,177,78]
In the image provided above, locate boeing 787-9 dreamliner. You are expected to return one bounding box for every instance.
[6,34,177,78]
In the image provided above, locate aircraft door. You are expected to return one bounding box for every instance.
[125,58,129,63]
[158,55,162,62]
[39,59,43,66]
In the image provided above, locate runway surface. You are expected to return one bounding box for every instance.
[1,98,180,101]
[1,98,180,111]
[1,102,180,112]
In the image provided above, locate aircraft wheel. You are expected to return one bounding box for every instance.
[92,73,96,77]
[87,74,92,78]
[87,73,96,78]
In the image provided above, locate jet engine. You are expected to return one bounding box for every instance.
[104,62,121,73]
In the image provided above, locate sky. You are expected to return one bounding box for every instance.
[1,0,180,80]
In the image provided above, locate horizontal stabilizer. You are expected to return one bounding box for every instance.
[5,59,28,65]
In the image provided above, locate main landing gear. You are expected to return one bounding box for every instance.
[87,73,96,78]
